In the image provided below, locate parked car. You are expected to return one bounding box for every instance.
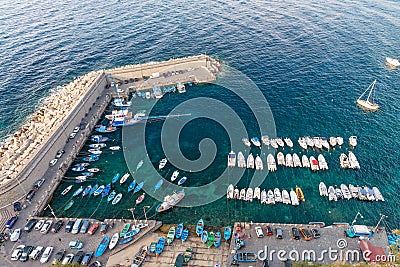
[53,249,66,264]
[10,228,21,242]
[40,246,53,264]
[55,149,65,159]
[80,220,90,234]
[100,222,108,234]
[24,219,38,232]
[265,226,273,236]
[71,219,83,234]
[34,219,45,231]
[299,228,312,241]
[81,251,94,265]
[13,201,22,211]
[69,132,77,139]
[69,240,84,249]
[11,245,25,261]
[73,126,80,133]
[49,158,58,166]
[62,253,74,265]
[6,216,18,229]
[26,189,36,201]
[276,227,283,239]
[88,223,99,235]
[89,261,102,267]
[40,220,53,234]
[255,226,264,238]
[29,246,43,260]
[72,250,85,264]
[52,220,64,233]
[292,227,301,240]
[20,245,34,262]
[33,178,46,189]
[311,228,321,239]
[65,220,75,233]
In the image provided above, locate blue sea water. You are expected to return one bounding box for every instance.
[0,0,399,227]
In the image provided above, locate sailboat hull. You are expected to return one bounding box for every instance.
[356,99,379,112]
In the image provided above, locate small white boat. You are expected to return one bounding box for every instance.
[233,188,240,199]
[319,182,328,196]
[88,149,102,155]
[109,233,119,250]
[348,151,360,169]
[237,152,246,168]
[267,190,275,204]
[364,187,375,201]
[284,138,293,148]
[301,155,310,168]
[318,154,328,170]
[290,189,299,206]
[321,138,330,150]
[285,154,293,167]
[227,184,234,199]
[372,187,384,201]
[159,158,168,170]
[349,184,359,199]
[276,138,284,147]
[260,189,267,204]
[227,151,236,167]
[335,188,343,200]
[242,138,251,147]
[120,173,130,184]
[329,137,337,147]
[313,137,322,149]
[270,139,279,149]
[87,168,100,173]
[253,187,261,200]
[274,188,282,202]
[261,135,270,146]
[340,184,352,200]
[349,136,358,147]
[310,156,319,171]
[247,154,254,169]
[386,57,400,67]
[292,153,302,167]
[239,189,246,200]
[105,109,132,120]
[246,188,253,202]
[250,137,261,147]
[298,137,308,150]
[171,170,179,182]
[305,136,314,148]
[255,156,263,170]
[110,146,121,151]
[277,152,285,166]
[336,137,344,146]
[267,154,277,171]
[357,80,380,112]
[328,186,337,201]
[339,153,350,169]
[282,190,291,204]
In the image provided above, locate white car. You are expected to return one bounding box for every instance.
[255,226,264,238]
[34,219,45,231]
[49,158,58,167]
[40,246,53,264]
[10,228,21,242]
[11,245,25,261]
[62,253,74,265]
[30,246,43,260]
[40,220,53,234]
[73,126,80,133]
[69,132,77,139]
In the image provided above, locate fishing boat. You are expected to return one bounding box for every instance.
[109,233,119,250]
[242,138,251,147]
[112,98,132,107]
[181,229,189,242]
[233,252,257,262]
[75,176,87,183]
[277,152,285,166]
[177,176,187,186]
[284,137,294,148]
[166,227,175,245]
[82,172,94,177]
[128,181,136,192]
[310,156,319,171]
[72,166,85,172]
[329,137,337,147]
[340,153,350,169]
[119,173,130,184]
[73,186,84,197]
[156,190,185,212]
[237,152,246,168]
[101,184,111,197]
[196,219,204,236]
[131,245,148,267]
[135,193,145,205]
[290,189,299,206]
[158,158,167,170]
[90,135,109,143]
[82,185,92,197]
[183,247,192,263]
[250,137,261,147]
[246,153,254,169]
[61,185,73,196]
[93,185,105,196]
[107,191,116,202]
[282,190,291,204]
[214,232,221,247]
[136,160,143,171]
[226,184,234,199]
[133,182,144,193]
[337,136,344,146]
[319,182,328,196]
[285,153,293,167]
[267,190,275,204]
[89,143,106,149]
[357,80,380,111]
[112,193,123,205]
[292,153,302,167]
[111,173,120,184]
[267,154,277,171]
[95,125,117,133]
[227,151,236,167]
[83,154,100,162]
[120,223,131,238]
[255,156,263,170]
[261,135,270,146]
[239,189,246,200]
[386,57,400,67]
[340,184,352,200]
[372,187,384,201]
[94,235,110,257]
[88,168,100,173]
[321,137,330,150]
[124,227,140,239]
[246,188,253,202]
[328,186,337,201]
[206,231,214,248]
[224,226,232,241]
[276,138,284,147]
[301,155,310,168]
[233,188,239,199]
[349,136,358,147]
[149,242,157,253]
[318,154,328,170]
[171,170,179,181]
[109,146,121,151]
[348,151,360,169]
[274,188,282,202]
[253,187,261,200]
[349,184,359,199]
[298,137,308,150]
[105,109,132,120]
[88,149,102,155]
[295,186,305,202]
[270,138,279,149]
[64,200,74,211]
[154,179,163,191]
[155,237,165,255]
[75,162,90,167]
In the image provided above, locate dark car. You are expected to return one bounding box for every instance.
[33,178,45,189]
[292,227,300,240]
[100,222,108,234]
[81,251,94,265]
[6,216,18,229]
[55,149,65,159]
[20,246,34,262]
[53,249,66,264]
[276,227,283,239]
[13,202,22,212]
[26,189,36,201]
[52,220,64,233]
[65,220,75,233]
[24,219,38,232]
[72,250,85,264]
[311,228,321,239]
[299,228,312,241]
[265,226,273,236]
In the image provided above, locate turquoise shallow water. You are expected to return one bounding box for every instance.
[0,0,399,227]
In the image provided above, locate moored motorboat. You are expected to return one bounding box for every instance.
[292,153,302,167]
[267,154,277,171]
[101,184,111,197]
[290,189,299,206]
[277,152,285,166]
[270,139,279,149]
[313,137,322,149]
[177,177,187,186]
[260,189,267,204]
[111,173,120,184]
[154,179,163,191]
[321,137,330,150]
[295,186,305,202]
[349,184,359,199]
[110,146,121,151]
[267,190,275,204]
[72,166,85,172]
[246,188,253,202]
[227,184,234,199]
[93,185,105,196]
[365,187,375,201]
[340,184,352,200]
[112,193,123,205]
[90,135,109,143]
[171,170,179,181]
[136,160,144,171]
[301,155,310,168]
[372,187,384,201]
[305,136,314,148]
[250,137,261,147]
[282,190,291,204]
[242,138,251,147]
[335,188,343,200]
[156,190,185,213]
[247,154,254,169]
[239,189,246,200]
[348,151,360,169]
[275,138,284,147]
[233,188,239,199]
[227,151,236,167]
[89,143,106,149]
[120,173,130,184]
[337,136,344,146]
[274,188,282,202]
[159,158,168,170]
[87,168,100,173]
[64,200,74,211]
[329,137,337,147]
[285,153,293,167]
[61,185,73,196]
[253,187,261,200]
[136,193,145,205]
[255,156,263,170]
[284,137,293,148]
[73,186,84,197]
[298,137,308,150]
[319,182,328,196]
[196,219,204,236]
[310,156,319,171]
[134,182,144,193]
[107,191,116,202]
[128,181,136,192]
[261,135,270,146]
[340,153,350,169]
[318,154,328,170]
[82,185,92,197]
[328,186,337,201]
[349,136,358,147]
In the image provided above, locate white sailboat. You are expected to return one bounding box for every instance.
[356,80,380,112]
[255,155,263,170]
[237,152,246,168]
[227,151,236,167]
[247,154,254,169]
[267,154,277,171]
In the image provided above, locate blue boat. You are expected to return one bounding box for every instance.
[107,191,116,202]
[90,135,109,143]
[83,155,100,162]
[127,181,136,192]
[196,219,204,236]
[124,227,140,238]
[155,237,165,255]
[181,229,189,242]
[233,252,257,262]
[111,173,120,184]
[82,172,94,177]
[82,185,92,197]
[90,184,99,196]
[175,223,183,239]
[224,226,232,241]
[93,185,105,196]
[154,179,163,191]
[201,231,208,243]
[214,231,221,247]
[73,186,84,197]
[177,176,187,186]
[119,237,133,245]
[101,184,111,197]
[133,182,144,193]
[75,163,89,167]
[95,125,117,133]
[94,235,110,257]
[72,166,85,172]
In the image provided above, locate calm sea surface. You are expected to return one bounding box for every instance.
[0,0,399,227]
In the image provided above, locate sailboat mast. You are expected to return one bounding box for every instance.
[366,80,376,102]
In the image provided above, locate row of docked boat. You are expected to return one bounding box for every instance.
[226,185,305,206]
[319,182,384,202]
[195,219,232,248]
[339,152,360,169]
